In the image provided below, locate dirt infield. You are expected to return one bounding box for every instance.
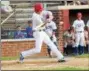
[1,57,89,70]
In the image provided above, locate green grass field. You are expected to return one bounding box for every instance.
[25,66,89,70]
[54,67,89,70]
[1,56,18,60]
[28,66,89,70]
[74,53,89,58]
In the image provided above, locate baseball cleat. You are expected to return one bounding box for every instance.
[19,53,24,63]
[58,58,66,62]
[58,59,66,62]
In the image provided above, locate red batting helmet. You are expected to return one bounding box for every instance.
[34,3,43,12]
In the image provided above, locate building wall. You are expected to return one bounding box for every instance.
[1,40,48,57]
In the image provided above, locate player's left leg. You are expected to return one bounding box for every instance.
[74,33,80,55]
[79,33,85,55]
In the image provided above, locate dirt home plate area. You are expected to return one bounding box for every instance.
[1,57,89,70]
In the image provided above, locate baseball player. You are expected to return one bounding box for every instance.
[86,20,89,52]
[86,20,89,31]
[20,3,65,63]
[44,11,58,57]
[0,0,13,13]
[72,12,85,55]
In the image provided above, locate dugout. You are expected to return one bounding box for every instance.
[63,9,89,55]
[69,9,89,25]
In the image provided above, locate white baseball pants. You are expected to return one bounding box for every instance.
[21,31,64,60]
[75,32,85,47]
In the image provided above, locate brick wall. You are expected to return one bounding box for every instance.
[52,10,64,53]
[2,10,66,57]
[1,40,48,57]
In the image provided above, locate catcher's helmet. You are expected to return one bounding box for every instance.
[46,11,53,19]
[34,3,43,12]
[46,11,53,22]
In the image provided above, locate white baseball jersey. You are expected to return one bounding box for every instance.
[72,19,85,32]
[32,12,45,31]
[86,20,89,27]
[45,21,57,37]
